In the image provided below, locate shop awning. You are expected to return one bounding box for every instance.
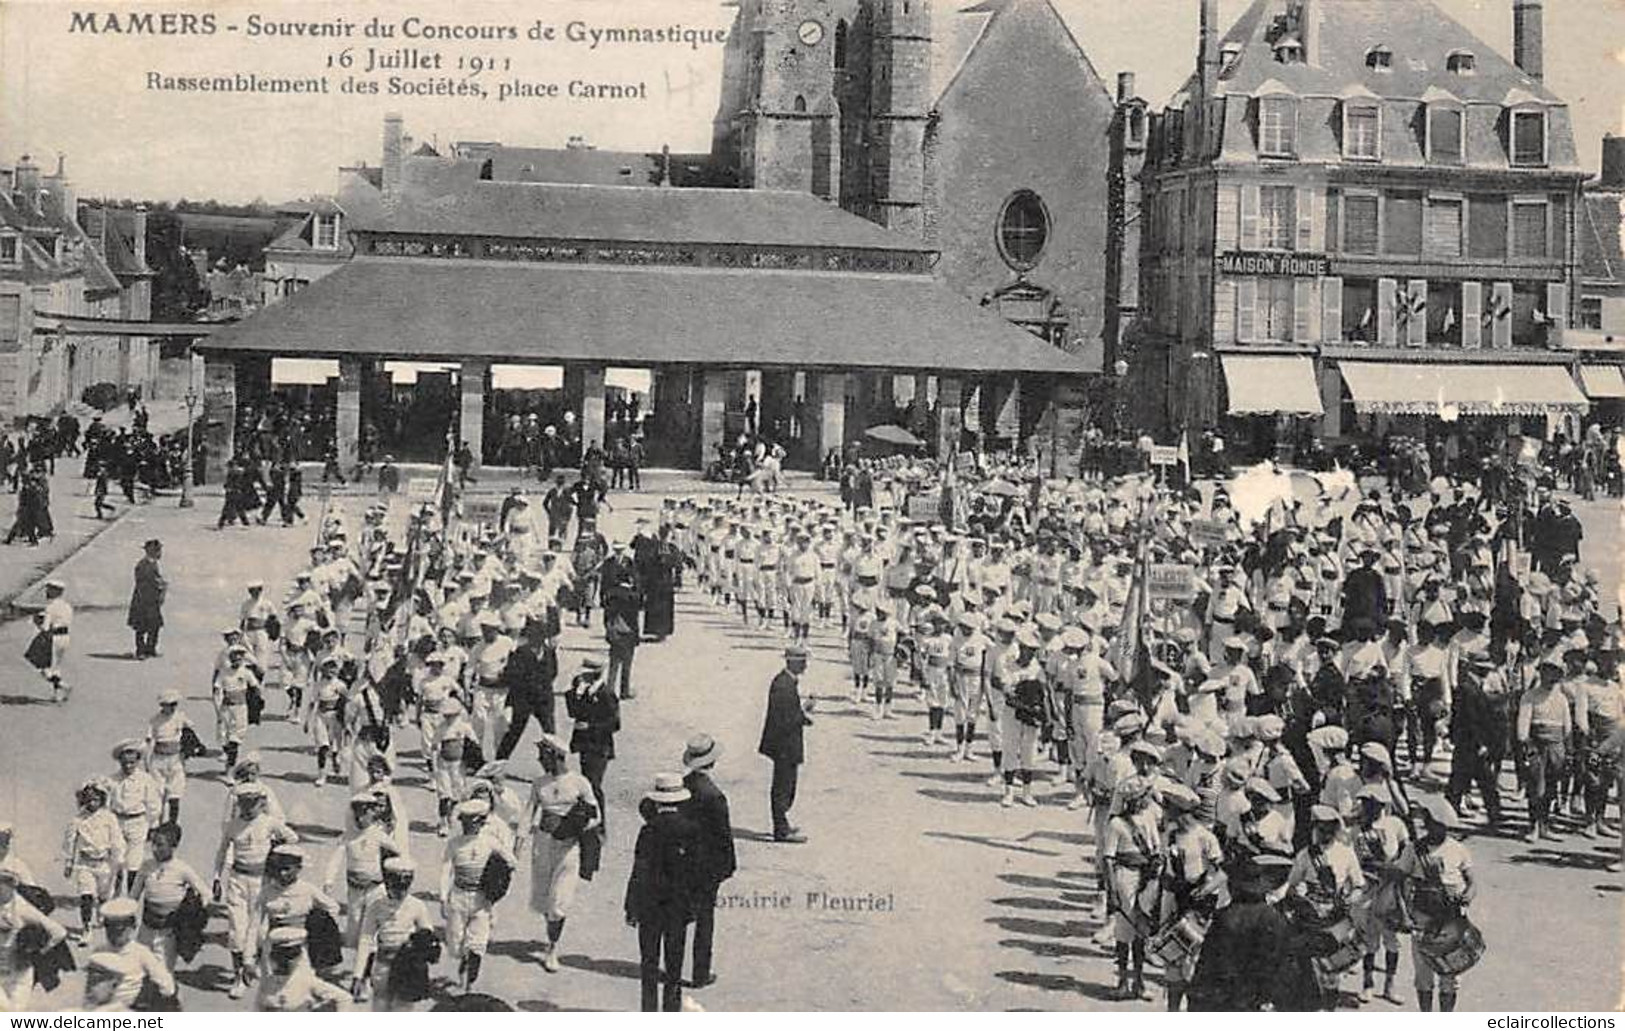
[1220,355,1324,416]
[1338,362,1588,416]
[1579,365,1625,400]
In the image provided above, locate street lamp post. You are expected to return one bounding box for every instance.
[180,351,198,509]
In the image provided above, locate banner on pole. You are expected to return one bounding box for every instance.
[1188,520,1229,549]
[1147,563,1198,601]
[1150,445,1179,467]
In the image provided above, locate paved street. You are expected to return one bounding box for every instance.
[0,482,1620,1011]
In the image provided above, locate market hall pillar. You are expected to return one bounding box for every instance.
[936,376,962,459]
[578,364,606,455]
[202,352,237,484]
[699,368,728,466]
[334,356,363,473]
[458,359,488,469]
[809,372,848,464]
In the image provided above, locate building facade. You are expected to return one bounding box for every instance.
[0,154,155,427]
[1138,0,1589,450]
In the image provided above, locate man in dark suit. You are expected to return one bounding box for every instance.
[758,645,813,843]
[565,659,621,831]
[680,734,736,989]
[495,620,558,760]
[127,538,167,659]
[1340,547,1388,630]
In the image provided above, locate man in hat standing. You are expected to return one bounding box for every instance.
[759,645,814,843]
[1188,854,1295,1010]
[1342,549,1388,634]
[624,772,704,1012]
[496,618,560,760]
[681,734,735,989]
[565,659,621,831]
[127,539,166,660]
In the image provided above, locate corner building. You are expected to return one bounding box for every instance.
[1138,0,1588,457]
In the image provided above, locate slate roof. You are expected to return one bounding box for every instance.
[479,147,666,187]
[200,257,1089,374]
[356,181,932,252]
[1581,192,1622,285]
[1209,0,1561,104]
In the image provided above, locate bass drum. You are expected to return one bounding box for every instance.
[1416,915,1486,977]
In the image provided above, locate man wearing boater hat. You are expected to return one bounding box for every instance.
[759,645,814,843]
[680,734,735,989]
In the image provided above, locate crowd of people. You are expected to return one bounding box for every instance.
[3,425,1622,1013]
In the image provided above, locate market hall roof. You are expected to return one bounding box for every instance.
[198,256,1091,375]
[355,181,932,254]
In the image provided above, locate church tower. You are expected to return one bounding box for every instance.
[868,0,931,237]
[739,0,842,200]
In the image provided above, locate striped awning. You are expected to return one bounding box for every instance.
[1338,362,1588,416]
[1221,355,1324,416]
[1579,365,1625,400]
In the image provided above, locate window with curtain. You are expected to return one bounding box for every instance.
[1260,185,1296,250]
[1343,195,1379,254]
[1259,278,1294,341]
[1343,279,1378,343]
[1344,105,1380,160]
[1258,97,1298,157]
[1427,282,1464,344]
[1468,195,1507,259]
[1511,201,1548,258]
[1425,198,1463,257]
[1512,110,1546,166]
[1384,191,1423,255]
[1428,106,1464,165]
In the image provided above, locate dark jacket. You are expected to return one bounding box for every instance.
[758,669,811,765]
[681,770,737,885]
[127,556,166,630]
[501,644,557,730]
[566,683,621,759]
[1340,566,1387,630]
[624,807,707,923]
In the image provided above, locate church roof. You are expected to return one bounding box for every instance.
[356,180,932,253]
[200,256,1090,375]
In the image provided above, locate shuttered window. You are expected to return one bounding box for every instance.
[1384,192,1423,255]
[1511,201,1548,258]
[1428,106,1464,165]
[1259,279,1294,342]
[1468,195,1508,259]
[1344,194,1379,254]
[1260,185,1296,250]
[1325,191,1341,252]
[1424,198,1463,257]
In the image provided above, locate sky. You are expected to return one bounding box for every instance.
[1,0,1621,203]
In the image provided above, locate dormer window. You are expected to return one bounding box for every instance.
[313,213,339,250]
[1258,95,1299,158]
[1446,50,1476,75]
[1343,102,1381,161]
[1273,38,1304,65]
[1366,46,1393,71]
[1511,108,1547,167]
[1220,43,1242,70]
[0,234,17,266]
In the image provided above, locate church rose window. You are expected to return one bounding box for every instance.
[997,190,1050,271]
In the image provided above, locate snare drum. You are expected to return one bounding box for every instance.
[1416,915,1486,977]
[1150,912,1208,968]
[1308,915,1365,977]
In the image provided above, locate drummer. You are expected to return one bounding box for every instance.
[1402,797,1477,1013]
[1271,805,1364,1009]
[1350,784,1408,1004]
[1158,782,1223,1011]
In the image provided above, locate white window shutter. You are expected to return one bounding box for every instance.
[1294,278,1319,343]
[1492,281,1514,348]
[1214,279,1237,344]
[1298,187,1318,251]
[1461,281,1483,348]
[1237,278,1257,342]
[1377,277,1398,346]
[1216,183,1240,250]
[1322,276,1343,343]
[1407,278,1428,346]
[1240,184,1261,249]
[1546,282,1568,346]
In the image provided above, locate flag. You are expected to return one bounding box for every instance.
[1177,430,1191,480]
[1359,307,1373,328]
[1443,307,1457,332]
[1111,534,1152,686]
[1532,307,1548,324]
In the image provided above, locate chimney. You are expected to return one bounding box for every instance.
[660,144,673,187]
[1117,72,1136,105]
[1513,0,1544,82]
[1198,0,1220,100]
[1299,0,1319,66]
[42,153,75,223]
[382,113,404,195]
[131,205,148,269]
[14,154,39,212]
[80,205,106,251]
[1602,134,1625,190]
